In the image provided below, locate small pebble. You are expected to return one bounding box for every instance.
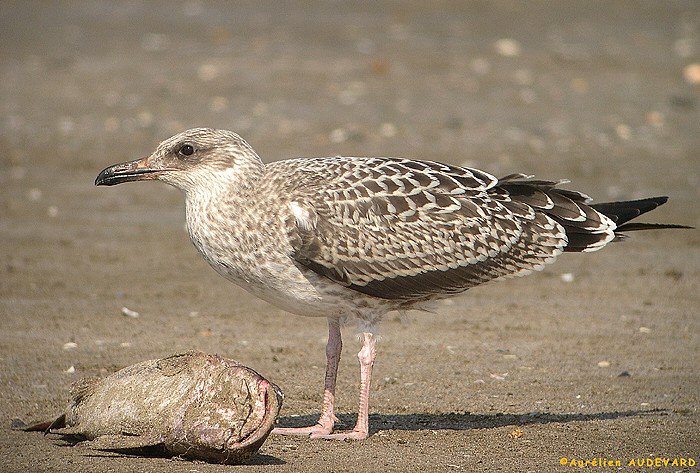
[509,428,524,439]
[646,111,664,127]
[59,117,75,135]
[618,371,631,377]
[639,326,651,333]
[683,63,700,85]
[570,78,589,94]
[62,342,78,350]
[615,124,631,140]
[640,402,650,407]
[330,128,348,143]
[197,63,219,82]
[189,311,200,317]
[494,38,521,57]
[560,273,574,283]
[489,372,508,380]
[121,306,140,318]
[120,342,132,348]
[597,360,610,368]
[137,111,153,128]
[209,96,228,113]
[65,365,75,374]
[575,394,581,399]
[27,188,42,202]
[380,122,397,138]
[47,206,58,218]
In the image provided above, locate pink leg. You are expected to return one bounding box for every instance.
[314,332,377,440]
[273,317,342,436]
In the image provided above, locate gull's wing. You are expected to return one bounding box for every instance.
[268,157,614,301]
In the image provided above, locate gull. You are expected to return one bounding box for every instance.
[96,128,689,440]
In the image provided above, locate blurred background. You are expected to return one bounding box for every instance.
[1,2,698,472]
[2,1,698,192]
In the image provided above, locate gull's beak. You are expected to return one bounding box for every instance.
[95,157,166,186]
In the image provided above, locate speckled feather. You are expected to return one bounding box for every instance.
[94,128,686,440]
[267,157,616,301]
[110,128,657,323]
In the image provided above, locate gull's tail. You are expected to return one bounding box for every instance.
[591,197,691,233]
[498,175,692,253]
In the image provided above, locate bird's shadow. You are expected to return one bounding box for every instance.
[276,408,666,434]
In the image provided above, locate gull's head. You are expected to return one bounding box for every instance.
[95,128,262,192]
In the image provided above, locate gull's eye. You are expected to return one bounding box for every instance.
[178,144,195,156]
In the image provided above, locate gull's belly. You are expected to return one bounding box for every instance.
[185,200,394,322]
[203,250,346,318]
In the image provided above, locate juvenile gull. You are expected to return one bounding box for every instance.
[96,128,689,440]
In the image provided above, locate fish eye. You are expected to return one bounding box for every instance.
[178,144,195,156]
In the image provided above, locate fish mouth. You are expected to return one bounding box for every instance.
[95,158,176,186]
[229,378,283,452]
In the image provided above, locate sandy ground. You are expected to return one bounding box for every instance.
[1,1,699,472]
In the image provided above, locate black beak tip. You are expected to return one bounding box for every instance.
[95,168,111,186]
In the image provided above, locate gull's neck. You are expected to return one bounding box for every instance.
[182,157,271,283]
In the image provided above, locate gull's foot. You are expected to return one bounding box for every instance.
[272,424,333,436]
[272,416,336,437]
[311,429,368,441]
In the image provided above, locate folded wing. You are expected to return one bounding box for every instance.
[270,157,615,301]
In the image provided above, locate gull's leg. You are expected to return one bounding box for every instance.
[273,317,342,436]
[314,331,377,440]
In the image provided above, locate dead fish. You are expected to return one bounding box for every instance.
[18,351,283,464]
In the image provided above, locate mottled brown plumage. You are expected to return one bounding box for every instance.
[95,128,688,440]
[271,158,609,302]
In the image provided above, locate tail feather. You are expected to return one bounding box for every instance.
[13,414,66,435]
[615,222,692,232]
[499,176,692,253]
[591,197,668,225]
[592,196,693,234]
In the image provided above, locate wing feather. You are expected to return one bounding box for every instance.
[270,157,590,301]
